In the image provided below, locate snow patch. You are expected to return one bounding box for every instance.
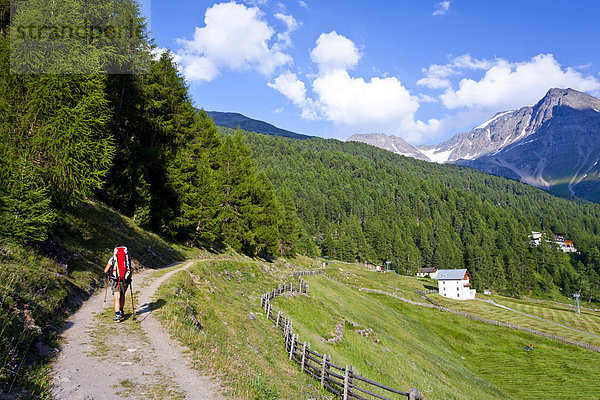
[390,143,413,157]
[512,138,536,148]
[420,148,453,164]
[475,111,512,130]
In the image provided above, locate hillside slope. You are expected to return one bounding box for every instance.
[155,256,600,400]
[219,127,600,300]
[206,111,313,140]
[0,201,187,396]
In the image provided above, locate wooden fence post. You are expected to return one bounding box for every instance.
[289,334,297,360]
[343,365,352,400]
[305,284,309,294]
[320,354,327,387]
[284,320,290,350]
[409,388,420,400]
[301,341,307,371]
[276,311,282,328]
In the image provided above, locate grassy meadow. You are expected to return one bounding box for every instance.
[156,257,600,400]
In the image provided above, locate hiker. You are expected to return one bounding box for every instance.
[525,343,534,351]
[104,245,132,322]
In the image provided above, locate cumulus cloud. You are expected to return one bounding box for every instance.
[433,1,451,16]
[268,72,317,119]
[436,54,600,110]
[310,31,360,73]
[269,31,440,142]
[274,13,298,48]
[176,2,293,82]
[418,54,493,89]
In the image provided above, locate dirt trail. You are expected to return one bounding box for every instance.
[51,260,225,400]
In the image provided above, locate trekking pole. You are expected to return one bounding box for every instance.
[101,276,109,315]
[130,281,136,321]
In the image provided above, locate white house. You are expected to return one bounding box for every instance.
[435,269,476,300]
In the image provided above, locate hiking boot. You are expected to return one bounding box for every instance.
[114,312,123,322]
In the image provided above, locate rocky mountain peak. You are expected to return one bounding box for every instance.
[346,133,429,161]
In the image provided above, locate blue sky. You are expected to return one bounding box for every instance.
[144,1,600,145]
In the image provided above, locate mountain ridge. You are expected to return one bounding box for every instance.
[348,88,600,202]
[206,111,313,140]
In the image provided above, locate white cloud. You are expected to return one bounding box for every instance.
[244,0,267,6]
[310,31,360,73]
[298,0,308,8]
[418,54,494,89]
[176,2,293,82]
[268,72,316,119]
[269,31,440,142]
[312,70,419,127]
[433,1,451,16]
[439,54,600,110]
[274,13,298,48]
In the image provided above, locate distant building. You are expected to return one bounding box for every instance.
[529,231,577,253]
[416,267,437,279]
[435,269,476,300]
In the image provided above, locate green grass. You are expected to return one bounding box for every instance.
[0,200,187,397]
[153,259,334,400]
[155,257,600,399]
[272,267,600,400]
[430,294,600,347]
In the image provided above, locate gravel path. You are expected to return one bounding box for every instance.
[51,260,225,400]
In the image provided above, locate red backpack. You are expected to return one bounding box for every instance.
[110,246,132,283]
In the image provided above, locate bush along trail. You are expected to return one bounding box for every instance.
[51,260,225,400]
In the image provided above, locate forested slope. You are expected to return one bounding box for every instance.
[219,128,600,301]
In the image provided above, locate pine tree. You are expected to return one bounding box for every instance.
[0,159,56,242]
[278,189,300,256]
[167,113,221,246]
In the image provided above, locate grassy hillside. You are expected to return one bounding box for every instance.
[0,201,187,397]
[156,256,600,400]
[153,258,332,399]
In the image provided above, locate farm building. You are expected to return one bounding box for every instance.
[416,267,437,278]
[435,269,476,300]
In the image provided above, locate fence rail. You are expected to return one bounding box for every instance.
[260,271,423,400]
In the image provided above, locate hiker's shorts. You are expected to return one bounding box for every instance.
[110,279,130,294]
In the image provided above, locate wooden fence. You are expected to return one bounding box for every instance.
[260,272,423,400]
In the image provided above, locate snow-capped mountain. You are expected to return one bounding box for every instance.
[417,88,600,164]
[458,88,600,202]
[346,133,430,161]
[347,88,600,202]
